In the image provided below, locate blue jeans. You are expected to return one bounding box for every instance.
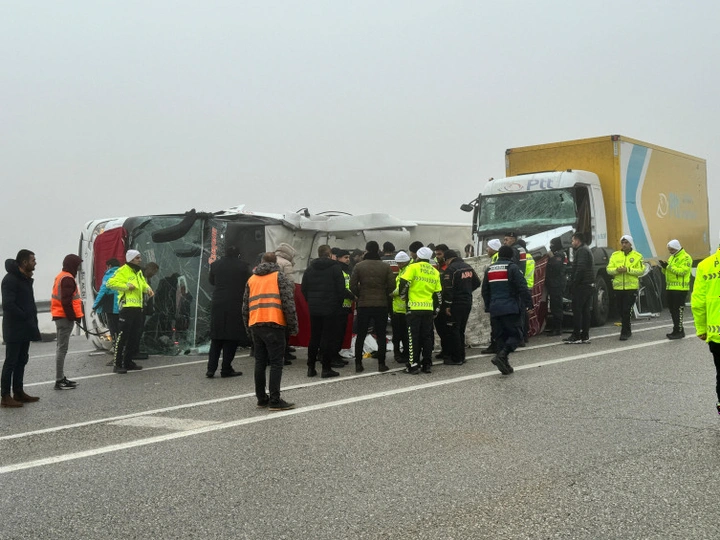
[251,326,286,402]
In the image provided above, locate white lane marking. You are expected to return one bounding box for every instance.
[0,338,670,475]
[20,320,689,387]
[108,417,220,431]
[0,324,690,441]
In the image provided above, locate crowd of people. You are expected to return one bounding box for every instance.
[3,229,720,416]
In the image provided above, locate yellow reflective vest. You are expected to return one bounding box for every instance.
[663,248,692,291]
[607,249,644,290]
[106,264,151,309]
[524,253,535,289]
[401,261,441,311]
[392,265,409,314]
[691,249,720,344]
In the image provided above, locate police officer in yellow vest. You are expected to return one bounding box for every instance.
[107,250,153,373]
[487,239,501,264]
[51,254,83,390]
[659,239,692,339]
[691,231,720,415]
[398,246,442,374]
[606,235,644,341]
[390,251,412,363]
[243,252,298,411]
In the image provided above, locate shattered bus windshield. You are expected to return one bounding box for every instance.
[477,189,576,233]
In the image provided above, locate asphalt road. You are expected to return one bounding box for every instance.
[2,314,719,539]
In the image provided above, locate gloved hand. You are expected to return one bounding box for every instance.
[658,260,668,268]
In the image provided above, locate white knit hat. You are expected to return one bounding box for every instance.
[394,251,411,263]
[667,239,681,251]
[620,235,634,246]
[488,239,502,251]
[126,249,141,261]
[417,247,433,260]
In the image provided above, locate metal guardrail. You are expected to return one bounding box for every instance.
[0,300,51,317]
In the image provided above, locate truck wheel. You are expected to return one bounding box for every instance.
[591,276,610,326]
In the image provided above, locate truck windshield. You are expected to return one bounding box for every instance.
[477,189,576,233]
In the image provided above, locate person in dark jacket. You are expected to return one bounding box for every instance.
[350,241,395,373]
[206,246,252,378]
[301,244,346,378]
[545,237,568,336]
[441,250,481,365]
[481,245,531,375]
[1,250,42,407]
[564,232,594,344]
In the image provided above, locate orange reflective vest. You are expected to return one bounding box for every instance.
[247,272,286,327]
[51,271,83,319]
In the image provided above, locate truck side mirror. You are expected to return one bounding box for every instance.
[460,204,474,212]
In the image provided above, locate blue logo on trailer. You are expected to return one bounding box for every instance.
[625,145,652,256]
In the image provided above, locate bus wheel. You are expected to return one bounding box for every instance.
[591,276,610,326]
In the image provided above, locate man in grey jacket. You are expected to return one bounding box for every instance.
[350,241,395,373]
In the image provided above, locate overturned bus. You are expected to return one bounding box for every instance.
[78,206,471,353]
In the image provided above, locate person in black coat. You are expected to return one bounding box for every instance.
[301,244,346,378]
[545,237,568,336]
[1,250,42,407]
[481,245,531,375]
[564,232,595,344]
[206,246,252,378]
[441,250,481,366]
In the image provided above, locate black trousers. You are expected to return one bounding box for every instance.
[434,310,450,353]
[447,304,471,363]
[666,290,687,332]
[355,306,388,363]
[114,307,145,368]
[330,310,350,358]
[207,339,240,374]
[616,290,637,336]
[547,285,564,331]
[1,341,31,396]
[407,311,435,367]
[491,313,522,355]
[251,326,286,402]
[391,311,408,360]
[308,314,337,370]
[571,284,593,340]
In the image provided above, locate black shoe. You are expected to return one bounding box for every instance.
[321,370,339,378]
[421,365,432,374]
[257,396,270,408]
[518,341,526,347]
[480,346,497,355]
[307,366,317,377]
[563,335,580,343]
[378,363,389,373]
[435,352,447,360]
[491,351,512,375]
[221,370,242,378]
[443,360,464,366]
[619,333,630,341]
[355,363,364,373]
[287,346,296,353]
[395,355,408,364]
[666,331,685,340]
[284,359,292,366]
[284,353,297,361]
[206,371,215,378]
[113,366,128,374]
[405,363,420,375]
[126,362,143,370]
[54,377,77,390]
[269,399,295,411]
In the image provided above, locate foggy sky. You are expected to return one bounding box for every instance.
[2,0,718,296]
